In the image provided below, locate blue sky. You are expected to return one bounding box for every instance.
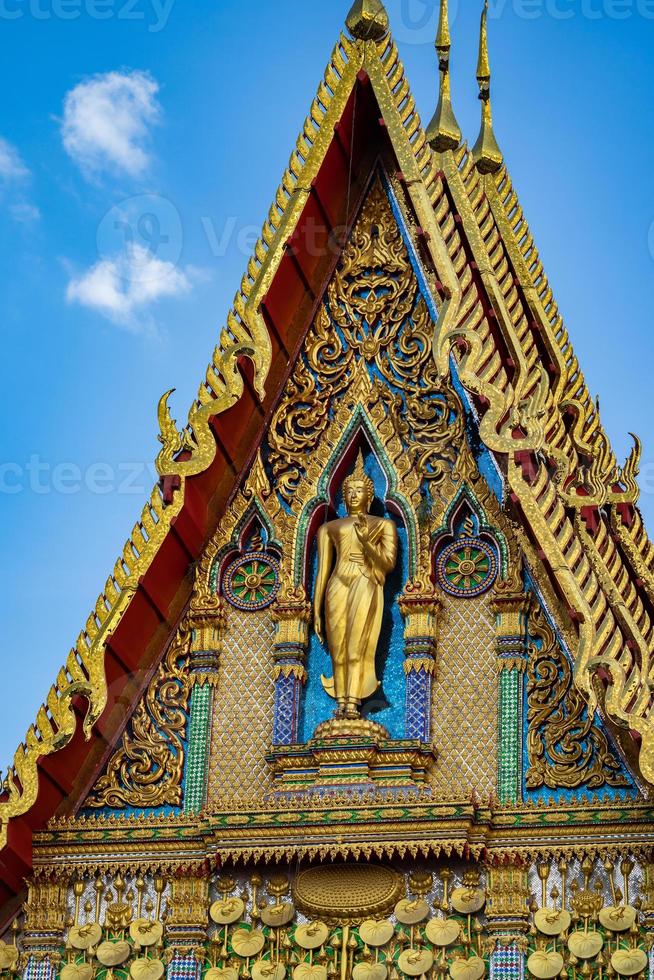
[0,0,653,766]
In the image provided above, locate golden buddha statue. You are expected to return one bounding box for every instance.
[313,453,398,720]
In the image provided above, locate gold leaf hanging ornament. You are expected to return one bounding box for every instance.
[210,897,246,926]
[205,969,239,980]
[261,902,295,927]
[61,964,94,980]
[0,943,19,971]
[232,929,266,958]
[292,965,327,980]
[352,964,388,980]
[610,949,648,977]
[130,958,165,980]
[526,952,565,980]
[129,919,164,948]
[252,961,286,980]
[449,956,486,980]
[394,898,430,925]
[359,920,395,948]
[398,948,434,977]
[68,923,103,951]
[533,909,572,937]
[97,940,132,967]
[295,922,330,951]
[598,906,638,932]
[567,932,604,960]
[425,917,461,947]
[450,887,486,915]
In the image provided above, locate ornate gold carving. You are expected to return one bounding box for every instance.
[167,874,209,946]
[292,864,402,924]
[526,607,630,792]
[485,865,528,933]
[268,179,463,505]
[86,627,191,810]
[23,878,68,947]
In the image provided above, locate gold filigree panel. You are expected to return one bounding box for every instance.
[430,593,497,797]
[85,627,191,810]
[206,608,276,803]
[526,606,631,792]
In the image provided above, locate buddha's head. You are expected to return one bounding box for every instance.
[343,453,374,515]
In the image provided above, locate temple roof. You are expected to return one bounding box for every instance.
[1,0,653,918]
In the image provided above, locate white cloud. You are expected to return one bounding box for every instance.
[10,202,41,224]
[66,243,194,330]
[62,70,161,178]
[0,137,29,182]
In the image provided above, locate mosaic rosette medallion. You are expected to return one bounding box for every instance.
[436,538,497,598]
[223,552,280,611]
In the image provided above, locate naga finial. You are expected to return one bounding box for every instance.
[426,0,462,152]
[472,0,503,175]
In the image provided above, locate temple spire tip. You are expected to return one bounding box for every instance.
[472,0,503,175]
[426,0,462,153]
[346,0,389,41]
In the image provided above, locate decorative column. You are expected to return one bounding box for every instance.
[641,862,654,980]
[22,878,67,980]
[166,873,208,978]
[271,587,310,746]
[184,600,224,814]
[399,581,440,743]
[486,862,530,980]
[492,587,530,804]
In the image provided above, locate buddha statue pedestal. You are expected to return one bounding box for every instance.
[267,717,436,795]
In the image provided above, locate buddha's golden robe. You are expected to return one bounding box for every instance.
[316,514,398,705]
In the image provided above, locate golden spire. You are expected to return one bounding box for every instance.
[472,0,503,175]
[346,0,389,41]
[426,0,462,152]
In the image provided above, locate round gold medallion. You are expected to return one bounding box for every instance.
[61,964,94,980]
[130,919,164,947]
[611,949,648,977]
[261,902,295,927]
[293,965,327,980]
[232,929,266,958]
[567,931,603,960]
[295,922,329,950]
[96,940,131,967]
[130,958,165,980]
[527,951,564,980]
[599,905,637,933]
[359,920,395,948]
[68,923,102,951]
[425,917,460,947]
[394,898,429,925]
[398,948,434,977]
[210,897,246,925]
[449,956,486,980]
[450,888,486,915]
[252,962,286,980]
[352,964,387,980]
[205,968,238,980]
[533,909,572,937]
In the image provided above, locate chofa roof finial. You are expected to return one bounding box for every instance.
[346,0,389,41]
[426,0,462,152]
[472,0,503,175]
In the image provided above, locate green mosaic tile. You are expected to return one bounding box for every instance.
[184,684,213,814]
